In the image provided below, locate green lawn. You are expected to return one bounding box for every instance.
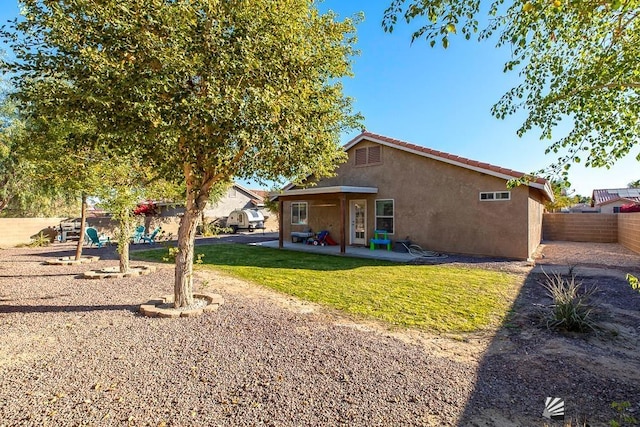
[135,244,522,333]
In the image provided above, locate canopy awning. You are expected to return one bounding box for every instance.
[271,185,378,201]
[272,186,378,253]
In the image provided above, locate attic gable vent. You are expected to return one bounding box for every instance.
[368,145,381,163]
[355,145,382,166]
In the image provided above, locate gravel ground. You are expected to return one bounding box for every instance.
[1,243,476,426]
[1,241,639,426]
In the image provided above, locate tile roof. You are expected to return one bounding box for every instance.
[345,131,553,200]
[592,188,640,206]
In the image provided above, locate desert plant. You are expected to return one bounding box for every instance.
[161,245,204,265]
[627,274,639,294]
[540,270,598,332]
[609,401,638,427]
[28,232,51,247]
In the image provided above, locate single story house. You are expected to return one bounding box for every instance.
[202,183,267,219]
[272,131,553,260]
[592,188,640,214]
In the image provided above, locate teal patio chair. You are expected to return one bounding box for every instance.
[141,227,162,244]
[85,227,110,248]
[131,225,146,244]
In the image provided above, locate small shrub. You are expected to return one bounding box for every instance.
[28,232,51,247]
[162,246,179,263]
[627,274,639,294]
[609,401,638,427]
[201,222,232,237]
[161,245,204,264]
[540,270,598,332]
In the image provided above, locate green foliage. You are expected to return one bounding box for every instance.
[627,274,639,293]
[262,187,280,220]
[609,401,638,427]
[628,180,640,189]
[135,244,522,332]
[2,0,362,305]
[540,270,598,332]
[544,180,579,212]
[28,232,51,247]
[0,77,77,216]
[200,222,232,237]
[383,1,640,181]
[162,245,204,265]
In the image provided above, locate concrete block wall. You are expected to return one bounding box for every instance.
[0,218,66,248]
[618,213,640,254]
[542,213,618,243]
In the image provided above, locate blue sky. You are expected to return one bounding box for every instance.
[1,1,637,196]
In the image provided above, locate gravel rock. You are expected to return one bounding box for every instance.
[1,242,639,426]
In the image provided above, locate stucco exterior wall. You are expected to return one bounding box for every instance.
[528,190,545,258]
[598,201,627,214]
[618,213,640,254]
[285,140,541,259]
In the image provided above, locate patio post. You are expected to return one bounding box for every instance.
[339,194,346,254]
[278,199,284,249]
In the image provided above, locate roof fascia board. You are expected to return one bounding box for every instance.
[270,185,378,199]
[232,182,263,200]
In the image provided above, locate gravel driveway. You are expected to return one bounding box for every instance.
[1,240,639,426]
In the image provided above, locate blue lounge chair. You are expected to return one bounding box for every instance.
[131,225,146,244]
[141,227,162,244]
[85,227,110,248]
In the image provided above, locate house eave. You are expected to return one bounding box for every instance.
[270,186,378,200]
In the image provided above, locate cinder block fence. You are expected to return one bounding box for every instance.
[543,212,640,254]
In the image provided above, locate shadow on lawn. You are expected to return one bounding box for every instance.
[456,269,640,426]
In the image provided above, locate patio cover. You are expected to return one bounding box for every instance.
[270,186,378,253]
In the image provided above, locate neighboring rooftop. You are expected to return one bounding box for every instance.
[592,188,640,206]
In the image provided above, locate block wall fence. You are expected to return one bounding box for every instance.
[0,214,278,248]
[543,212,640,254]
[618,213,640,254]
[0,216,180,248]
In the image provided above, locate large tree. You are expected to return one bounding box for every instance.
[383,0,640,180]
[2,0,360,307]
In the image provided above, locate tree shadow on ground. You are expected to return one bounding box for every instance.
[0,304,139,314]
[457,269,640,426]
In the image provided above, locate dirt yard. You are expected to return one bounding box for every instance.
[0,240,639,426]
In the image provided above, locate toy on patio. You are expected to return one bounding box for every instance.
[306,230,338,246]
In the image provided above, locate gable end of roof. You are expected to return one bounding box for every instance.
[345,131,553,201]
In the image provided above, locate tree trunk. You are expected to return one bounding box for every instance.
[117,211,135,273]
[174,207,200,308]
[74,194,87,261]
[119,242,130,273]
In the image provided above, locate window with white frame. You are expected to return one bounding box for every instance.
[479,191,511,201]
[291,202,308,225]
[375,199,394,233]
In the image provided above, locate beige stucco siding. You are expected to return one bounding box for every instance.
[283,140,538,259]
[527,189,545,258]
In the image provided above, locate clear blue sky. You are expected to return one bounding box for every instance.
[1,1,637,196]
